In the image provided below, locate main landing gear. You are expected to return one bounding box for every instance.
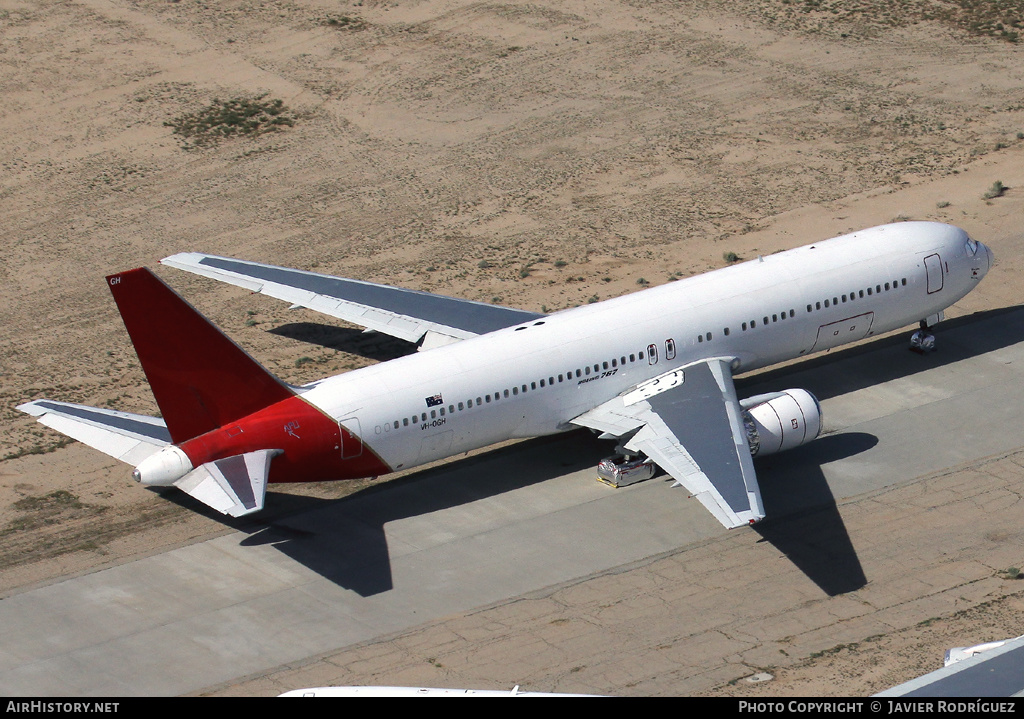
[909,320,936,354]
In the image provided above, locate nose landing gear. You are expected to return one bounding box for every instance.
[910,320,936,354]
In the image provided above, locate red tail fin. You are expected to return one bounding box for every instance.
[106,268,294,444]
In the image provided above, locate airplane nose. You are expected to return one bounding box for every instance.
[975,241,994,278]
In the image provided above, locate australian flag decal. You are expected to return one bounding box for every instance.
[425,393,444,408]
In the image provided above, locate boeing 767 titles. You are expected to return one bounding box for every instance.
[19,222,992,528]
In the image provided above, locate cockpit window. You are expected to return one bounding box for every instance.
[966,238,978,255]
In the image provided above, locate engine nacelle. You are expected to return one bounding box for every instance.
[740,389,822,458]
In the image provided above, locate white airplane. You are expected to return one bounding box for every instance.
[18,222,992,528]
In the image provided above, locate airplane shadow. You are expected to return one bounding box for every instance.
[234,430,612,597]
[736,305,1024,402]
[269,323,417,361]
[753,432,877,596]
[159,429,878,598]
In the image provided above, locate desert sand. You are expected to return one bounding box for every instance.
[2,0,1023,696]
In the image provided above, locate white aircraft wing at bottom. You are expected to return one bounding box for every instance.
[571,357,765,529]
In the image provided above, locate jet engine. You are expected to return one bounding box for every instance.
[740,389,821,457]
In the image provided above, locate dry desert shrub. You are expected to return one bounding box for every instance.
[164,95,296,148]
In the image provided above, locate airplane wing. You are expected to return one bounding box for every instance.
[17,399,170,466]
[161,253,544,348]
[876,635,1024,697]
[571,357,765,529]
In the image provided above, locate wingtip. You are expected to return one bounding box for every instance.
[15,399,44,416]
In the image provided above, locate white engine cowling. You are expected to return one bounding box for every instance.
[740,389,822,457]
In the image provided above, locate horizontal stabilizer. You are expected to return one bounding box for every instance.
[17,399,169,466]
[174,449,280,517]
[161,252,543,346]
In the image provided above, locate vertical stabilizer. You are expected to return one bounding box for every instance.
[106,268,294,444]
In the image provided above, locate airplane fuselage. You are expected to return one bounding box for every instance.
[295,222,991,479]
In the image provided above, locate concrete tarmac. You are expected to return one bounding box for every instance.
[1,305,1021,696]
